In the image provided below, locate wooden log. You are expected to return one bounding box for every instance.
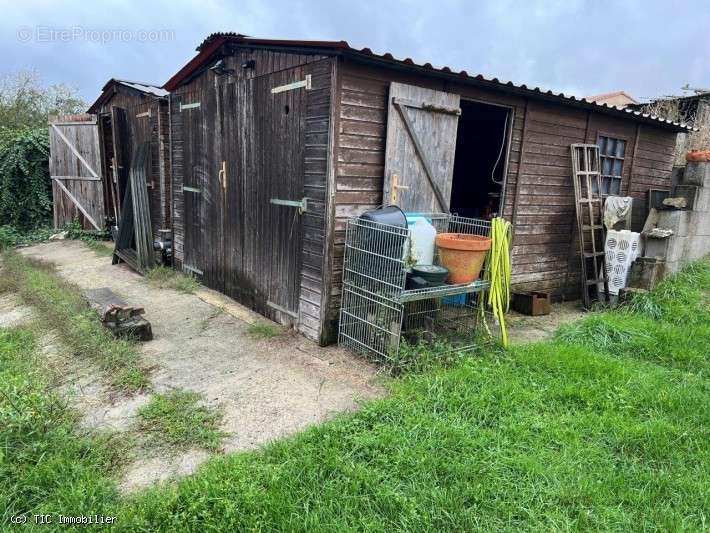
[82,288,153,341]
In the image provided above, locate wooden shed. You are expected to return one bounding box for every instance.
[50,79,171,241]
[163,33,687,345]
[87,79,171,239]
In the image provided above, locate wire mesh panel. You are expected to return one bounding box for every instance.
[430,214,492,237]
[338,285,404,361]
[402,292,482,346]
[338,213,493,362]
[342,218,409,296]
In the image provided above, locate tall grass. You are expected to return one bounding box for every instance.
[117,259,709,531]
[0,328,128,524]
[556,260,710,374]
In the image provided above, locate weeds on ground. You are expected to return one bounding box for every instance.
[81,236,114,257]
[144,266,199,294]
[65,219,113,257]
[137,389,225,453]
[0,224,55,251]
[246,321,282,339]
[0,328,129,523]
[1,251,149,391]
[0,219,113,256]
[391,336,492,374]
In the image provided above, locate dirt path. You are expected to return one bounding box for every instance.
[13,241,384,491]
[506,301,586,344]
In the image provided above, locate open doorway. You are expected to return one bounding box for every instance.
[450,100,511,219]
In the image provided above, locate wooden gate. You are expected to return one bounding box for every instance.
[49,114,105,230]
[383,83,461,212]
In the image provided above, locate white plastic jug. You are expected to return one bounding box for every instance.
[408,218,436,265]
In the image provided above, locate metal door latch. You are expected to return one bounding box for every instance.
[270,197,308,214]
[390,173,409,204]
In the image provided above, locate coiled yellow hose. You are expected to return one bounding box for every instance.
[480,217,513,347]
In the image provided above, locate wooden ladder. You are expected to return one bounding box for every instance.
[570,144,609,308]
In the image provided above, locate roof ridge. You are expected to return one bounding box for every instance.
[164,33,690,132]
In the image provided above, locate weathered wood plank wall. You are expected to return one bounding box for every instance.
[320,59,678,341]
[321,61,526,342]
[165,46,678,345]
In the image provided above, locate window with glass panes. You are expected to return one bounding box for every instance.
[597,136,625,195]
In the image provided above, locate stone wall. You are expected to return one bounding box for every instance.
[645,159,710,272]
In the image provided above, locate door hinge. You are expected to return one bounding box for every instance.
[180,102,201,111]
[271,75,312,94]
[183,264,203,276]
[270,197,308,214]
[267,300,299,319]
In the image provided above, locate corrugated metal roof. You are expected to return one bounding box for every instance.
[87,78,168,113]
[113,79,169,97]
[165,33,690,132]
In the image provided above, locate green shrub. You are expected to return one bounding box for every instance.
[0,224,19,250]
[0,128,51,231]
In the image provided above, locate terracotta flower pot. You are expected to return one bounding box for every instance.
[435,233,492,284]
[686,150,710,162]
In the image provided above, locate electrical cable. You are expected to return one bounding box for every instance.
[490,112,509,186]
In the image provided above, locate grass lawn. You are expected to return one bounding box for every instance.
[1,253,708,531]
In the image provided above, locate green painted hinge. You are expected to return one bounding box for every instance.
[270,197,308,214]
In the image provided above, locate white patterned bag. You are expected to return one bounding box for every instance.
[599,230,642,295]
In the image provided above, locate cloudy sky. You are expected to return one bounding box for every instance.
[2,0,709,104]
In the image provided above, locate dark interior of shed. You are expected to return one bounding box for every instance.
[450,100,510,219]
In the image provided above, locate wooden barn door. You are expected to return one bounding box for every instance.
[49,114,105,230]
[178,89,227,289]
[220,80,247,305]
[248,67,307,323]
[383,83,461,212]
[178,93,210,279]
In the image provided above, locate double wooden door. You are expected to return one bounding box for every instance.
[182,66,307,324]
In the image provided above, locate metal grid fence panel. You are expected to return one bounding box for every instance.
[338,285,403,362]
[341,218,409,297]
[338,214,492,361]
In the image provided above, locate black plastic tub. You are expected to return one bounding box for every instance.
[359,205,407,228]
[411,265,449,286]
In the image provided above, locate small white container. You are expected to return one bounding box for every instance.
[408,217,437,265]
